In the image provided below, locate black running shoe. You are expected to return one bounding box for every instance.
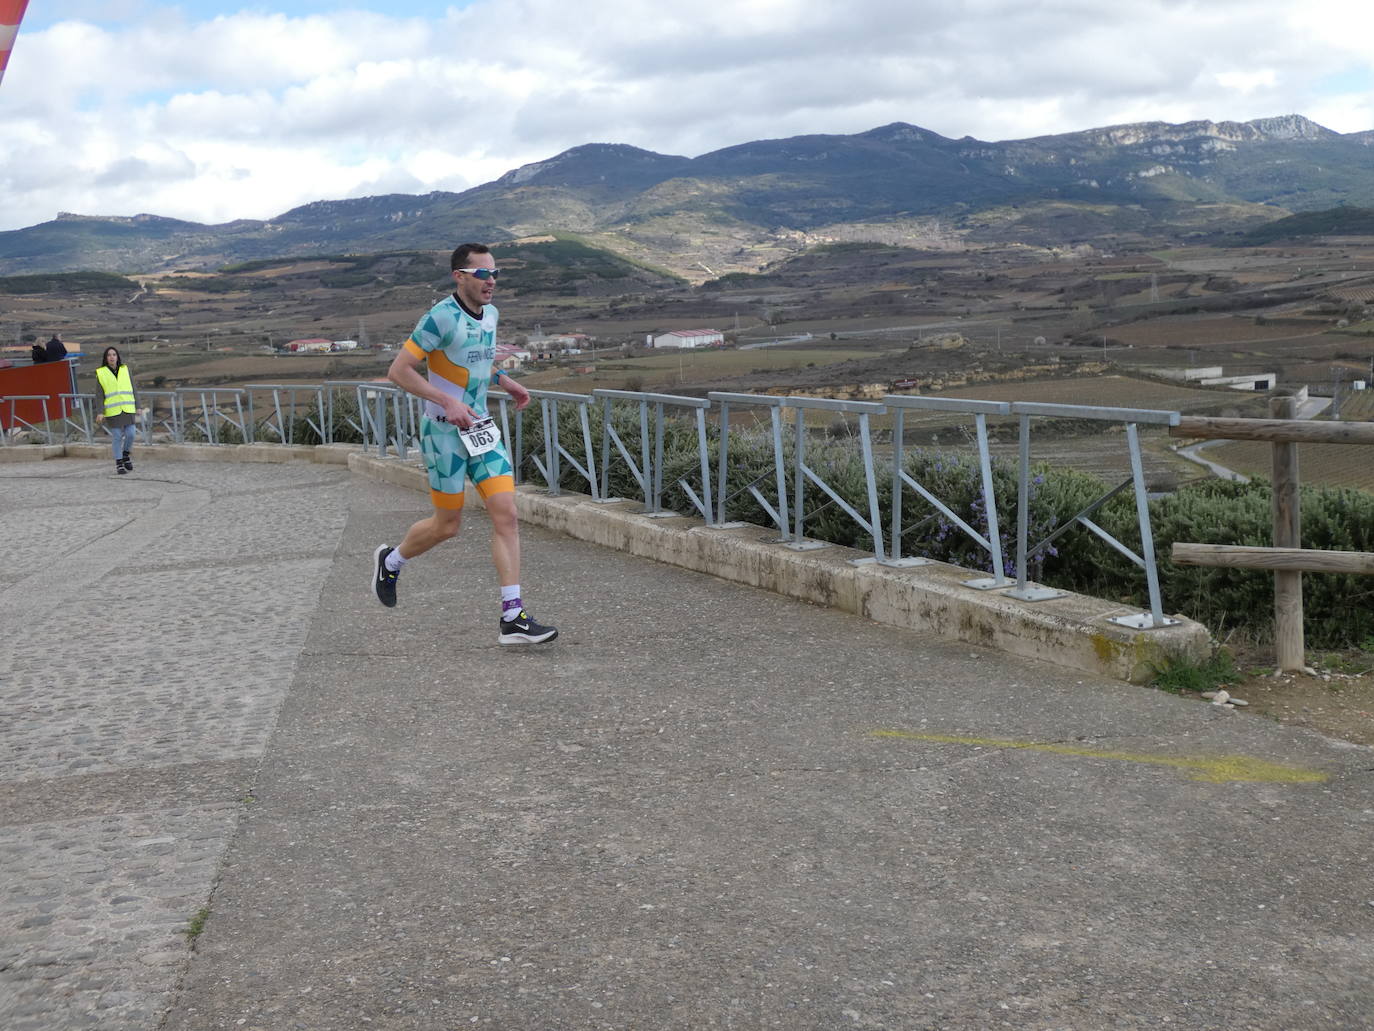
[122,454,133,472]
[372,544,399,608]
[498,608,558,645]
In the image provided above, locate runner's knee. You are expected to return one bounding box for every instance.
[432,510,462,539]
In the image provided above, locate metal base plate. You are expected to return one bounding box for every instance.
[705,521,751,529]
[784,540,830,552]
[1108,612,1182,630]
[850,556,878,567]
[593,496,629,505]
[1004,585,1066,602]
[643,510,684,519]
[879,557,933,568]
[962,576,1010,591]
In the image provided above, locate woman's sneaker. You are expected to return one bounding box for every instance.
[498,608,558,645]
[372,545,399,607]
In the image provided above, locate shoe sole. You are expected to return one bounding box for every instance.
[371,545,397,608]
[498,628,558,645]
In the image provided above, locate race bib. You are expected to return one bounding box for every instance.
[458,416,501,456]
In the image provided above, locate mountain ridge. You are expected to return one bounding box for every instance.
[2,114,1371,278]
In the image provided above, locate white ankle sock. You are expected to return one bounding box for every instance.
[385,549,407,573]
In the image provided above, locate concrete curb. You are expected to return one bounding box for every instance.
[335,452,1210,684]
[4,441,358,465]
[6,442,1213,682]
[505,485,1210,684]
[0,443,66,462]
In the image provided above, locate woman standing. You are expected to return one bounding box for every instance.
[95,346,137,474]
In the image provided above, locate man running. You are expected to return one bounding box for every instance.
[371,243,557,645]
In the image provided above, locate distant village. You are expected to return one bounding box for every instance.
[2,326,730,370]
[278,326,729,374]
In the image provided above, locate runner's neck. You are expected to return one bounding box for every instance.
[452,292,484,320]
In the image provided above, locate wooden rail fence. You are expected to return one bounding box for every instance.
[1168,394,1374,672]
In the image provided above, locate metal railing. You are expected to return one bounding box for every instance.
[488,390,523,484]
[782,396,887,562]
[593,389,712,518]
[244,384,328,445]
[185,388,248,445]
[3,379,1189,630]
[707,392,789,536]
[140,391,186,444]
[524,389,598,499]
[1006,402,1180,629]
[0,395,53,444]
[355,383,419,459]
[884,395,1012,588]
[60,394,96,444]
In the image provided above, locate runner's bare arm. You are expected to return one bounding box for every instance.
[498,373,531,411]
[387,347,478,427]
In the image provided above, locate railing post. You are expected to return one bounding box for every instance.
[1126,422,1166,626]
[791,404,806,544]
[1270,393,1305,671]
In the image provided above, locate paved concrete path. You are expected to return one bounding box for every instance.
[2,457,1372,1030]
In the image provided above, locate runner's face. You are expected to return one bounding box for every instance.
[452,252,496,308]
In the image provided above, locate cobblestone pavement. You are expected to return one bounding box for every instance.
[0,459,349,1030]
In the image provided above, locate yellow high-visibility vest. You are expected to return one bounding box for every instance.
[96,365,135,417]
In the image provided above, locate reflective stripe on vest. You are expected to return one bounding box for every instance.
[96,365,135,417]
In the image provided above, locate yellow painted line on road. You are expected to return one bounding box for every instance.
[871,730,1328,784]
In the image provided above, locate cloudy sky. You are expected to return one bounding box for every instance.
[2,0,1371,232]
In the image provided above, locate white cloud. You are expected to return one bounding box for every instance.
[0,0,1371,232]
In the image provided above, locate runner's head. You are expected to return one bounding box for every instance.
[451,243,496,309]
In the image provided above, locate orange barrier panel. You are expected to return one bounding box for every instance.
[0,360,76,429]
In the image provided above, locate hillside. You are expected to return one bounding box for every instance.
[1237,206,1374,244]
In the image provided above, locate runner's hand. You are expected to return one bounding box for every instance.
[442,396,479,429]
[503,377,531,412]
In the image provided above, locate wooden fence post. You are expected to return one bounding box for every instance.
[1270,394,1304,671]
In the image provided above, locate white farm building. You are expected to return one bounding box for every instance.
[650,328,724,349]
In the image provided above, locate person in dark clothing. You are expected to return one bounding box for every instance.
[30,342,49,363]
[45,334,68,362]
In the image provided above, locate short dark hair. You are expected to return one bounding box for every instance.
[450,243,491,270]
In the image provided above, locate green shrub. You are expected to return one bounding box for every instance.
[1060,477,1374,649]
[1150,648,1240,694]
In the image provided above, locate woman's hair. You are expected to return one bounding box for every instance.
[102,346,123,371]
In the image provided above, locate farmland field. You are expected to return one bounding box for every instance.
[1208,440,1374,492]
[931,374,1262,413]
[1336,390,1374,421]
[1108,316,1330,349]
[523,345,898,393]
